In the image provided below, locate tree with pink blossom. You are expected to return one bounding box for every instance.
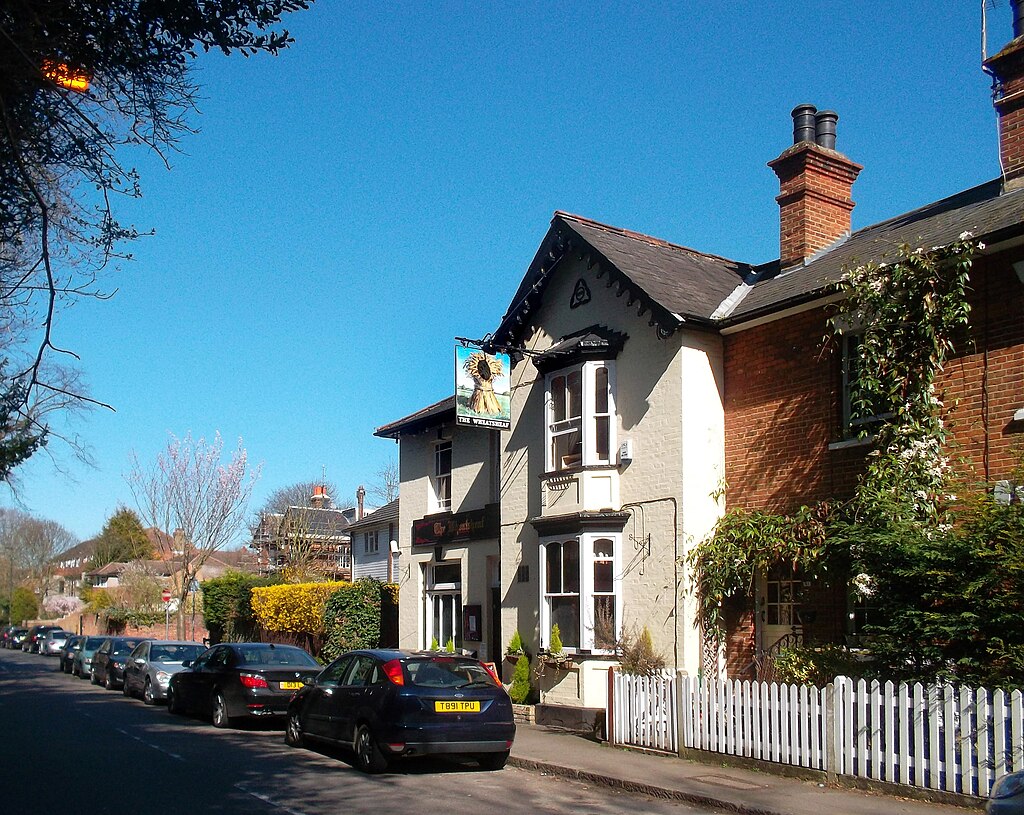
[128,432,260,638]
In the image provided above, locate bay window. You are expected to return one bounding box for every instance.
[546,361,615,471]
[540,533,621,652]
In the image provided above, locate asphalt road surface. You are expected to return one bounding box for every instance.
[0,647,721,815]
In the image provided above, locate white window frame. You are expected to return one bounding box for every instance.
[364,530,379,555]
[545,361,616,472]
[538,532,621,653]
[432,440,452,511]
[424,561,461,650]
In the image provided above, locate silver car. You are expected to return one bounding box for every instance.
[40,630,71,656]
[122,640,207,705]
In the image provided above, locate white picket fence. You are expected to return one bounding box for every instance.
[608,671,1024,798]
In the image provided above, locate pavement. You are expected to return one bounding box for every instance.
[509,723,981,814]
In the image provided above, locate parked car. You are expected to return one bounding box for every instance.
[989,770,1024,813]
[167,642,320,728]
[58,635,84,672]
[91,637,147,689]
[72,635,108,678]
[123,640,207,705]
[23,624,63,653]
[7,627,29,650]
[284,649,515,772]
[1,625,26,648]
[40,630,71,656]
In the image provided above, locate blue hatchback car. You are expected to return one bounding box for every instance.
[989,770,1024,814]
[285,649,515,773]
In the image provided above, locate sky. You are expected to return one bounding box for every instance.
[0,1,1011,543]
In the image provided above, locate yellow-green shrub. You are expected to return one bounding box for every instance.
[251,581,349,634]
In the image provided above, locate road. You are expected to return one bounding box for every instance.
[0,647,721,815]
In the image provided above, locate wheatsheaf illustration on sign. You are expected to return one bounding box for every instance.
[455,345,511,429]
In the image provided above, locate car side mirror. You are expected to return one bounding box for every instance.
[134,658,145,665]
[181,660,192,668]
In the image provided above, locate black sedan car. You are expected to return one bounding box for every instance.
[91,636,146,689]
[58,635,84,672]
[167,642,320,728]
[284,649,515,773]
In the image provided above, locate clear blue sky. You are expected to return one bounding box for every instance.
[0,1,1009,542]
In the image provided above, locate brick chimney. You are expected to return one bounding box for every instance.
[984,0,1024,190]
[768,104,863,270]
[356,485,365,520]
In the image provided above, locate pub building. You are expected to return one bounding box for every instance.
[375,396,504,665]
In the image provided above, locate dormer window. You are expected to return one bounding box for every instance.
[545,361,615,471]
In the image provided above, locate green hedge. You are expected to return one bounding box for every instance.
[201,571,279,643]
[322,579,398,662]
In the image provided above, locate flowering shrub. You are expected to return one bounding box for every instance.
[251,581,348,634]
[43,595,84,617]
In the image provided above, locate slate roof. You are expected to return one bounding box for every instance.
[726,179,1024,323]
[375,396,455,438]
[494,179,1024,344]
[282,506,351,539]
[557,213,749,320]
[347,499,400,532]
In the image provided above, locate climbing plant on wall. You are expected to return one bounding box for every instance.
[688,235,982,656]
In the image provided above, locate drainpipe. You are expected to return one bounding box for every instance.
[620,497,680,671]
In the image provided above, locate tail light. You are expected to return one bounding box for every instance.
[239,673,269,689]
[381,659,405,686]
[480,661,502,686]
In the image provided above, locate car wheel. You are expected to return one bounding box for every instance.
[167,687,183,715]
[105,671,116,690]
[122,677,132,697]
[285,709,305,747]
[477,750,510,771]
[354,724,388,773]
[90,669,99,685]
[143,678,156,706]
[211,691,232,729]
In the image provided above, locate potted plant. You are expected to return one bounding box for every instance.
[505,630,525,662]
[536,624,574,672]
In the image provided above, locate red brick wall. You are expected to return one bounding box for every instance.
[720,250,1024,674]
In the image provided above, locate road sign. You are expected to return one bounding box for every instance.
[161,588,171,603]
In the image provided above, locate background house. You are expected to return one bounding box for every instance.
[249,485,358,580]
[348,499,399,583]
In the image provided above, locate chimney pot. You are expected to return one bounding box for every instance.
[769,105,862,269]
[814,110,839,150]
[791,104,817,144]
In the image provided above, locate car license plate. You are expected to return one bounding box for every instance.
[279,681,303,690]
[435,700,480,713]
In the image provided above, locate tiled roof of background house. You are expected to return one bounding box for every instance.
[347,499,399,532]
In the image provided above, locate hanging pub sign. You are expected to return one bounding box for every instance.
[455,345,511,430]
